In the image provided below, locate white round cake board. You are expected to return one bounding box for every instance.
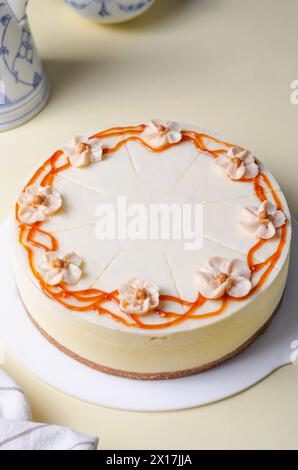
[0,217,297,412]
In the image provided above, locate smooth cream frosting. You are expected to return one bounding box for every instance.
[14,121,291,328]
[13,120,291,374]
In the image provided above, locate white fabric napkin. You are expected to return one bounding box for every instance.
[0,368,98,450]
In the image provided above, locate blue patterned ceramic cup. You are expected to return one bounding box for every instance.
[0,1,48,131]
[65,0,156,24]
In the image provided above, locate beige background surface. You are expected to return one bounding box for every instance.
[1,0,298,450]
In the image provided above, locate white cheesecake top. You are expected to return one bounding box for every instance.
[14,121,291,334]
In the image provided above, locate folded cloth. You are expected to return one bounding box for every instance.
[0,368,98,450]
[0,420,98,450]
[0,369,31,421]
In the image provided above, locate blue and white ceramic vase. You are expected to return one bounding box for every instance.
[0,0,48,131]
[65,0,156,24]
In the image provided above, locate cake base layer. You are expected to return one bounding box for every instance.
[23,296,280,380]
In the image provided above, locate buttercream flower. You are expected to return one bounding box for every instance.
[18,184,62,225]
[119,278,160,315]
[39,252,82,286]
[216,146,259,180]
[240,200,287,239]
[141,120,182,147]
[197,257,252,299]
[63,136,103,167]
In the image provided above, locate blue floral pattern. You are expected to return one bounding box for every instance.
[0,2,48,129]
[65,0,153,18]
[0,14,10,26]
[0,5,45,108]
[16,28,33,64]
[0,45,8,55]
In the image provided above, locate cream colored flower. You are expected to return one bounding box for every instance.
[119,278,160,315]
[63,136,103,167]
[39,252,82,286]
[216,146,259,180]
[18,184,62,225]
[240,200,287,239]
[141,120,182,147]
[197,257,252,299]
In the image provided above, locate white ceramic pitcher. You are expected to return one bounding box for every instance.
[0,0,48,131]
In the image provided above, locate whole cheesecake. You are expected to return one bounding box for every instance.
[13,120,291,379]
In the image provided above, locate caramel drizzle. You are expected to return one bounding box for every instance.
[16,125,288,330]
